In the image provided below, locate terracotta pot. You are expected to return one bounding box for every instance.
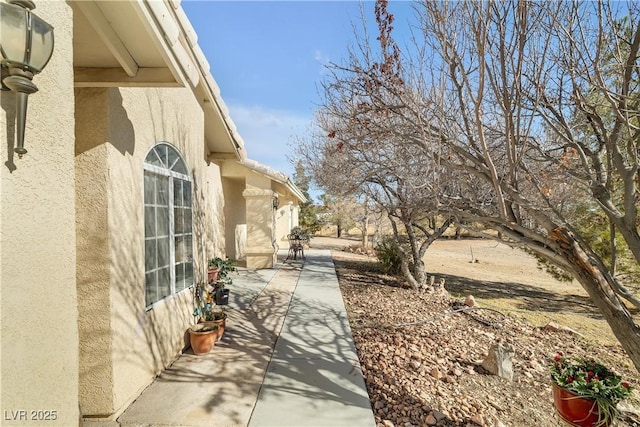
[188,324,218,355]
[201,315,226,341]
[207,267,220,284]
[553,383,610,427]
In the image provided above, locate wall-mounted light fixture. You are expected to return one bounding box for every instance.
[0,0,54,158]
[272,196,279,209]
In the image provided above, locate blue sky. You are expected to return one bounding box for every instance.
[182,1,415,185]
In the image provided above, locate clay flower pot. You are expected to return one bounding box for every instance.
[553,384,610,427]
[207,267,220,284]
[188,323,218,355]
[200,313,226,341]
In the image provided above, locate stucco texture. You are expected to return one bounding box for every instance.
[222,177,246,260]
[0,2,80,426]
[75,86,225,417]
[243,175,277,269]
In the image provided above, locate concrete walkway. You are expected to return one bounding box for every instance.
[116,249,375,427]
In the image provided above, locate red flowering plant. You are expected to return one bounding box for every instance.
[550,352,633,425]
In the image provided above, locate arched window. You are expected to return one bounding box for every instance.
[143,143,193,307]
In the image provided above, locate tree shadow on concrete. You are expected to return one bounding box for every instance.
[242,257,374,426]
[124,259,373,426]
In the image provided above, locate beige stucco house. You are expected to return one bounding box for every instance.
[0,1,304,424]
[222,158,306,267]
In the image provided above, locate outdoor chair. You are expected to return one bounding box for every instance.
[285,233,305,261]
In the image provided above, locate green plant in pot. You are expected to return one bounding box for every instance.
[550,352,632,426]
[209,257,236,305]
[193,282,227,341]
[209,257,236,284]
[205,310,226,341]
[193,282,213,319]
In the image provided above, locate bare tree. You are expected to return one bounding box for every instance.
[306,0,640,369]
[296,0,455,289]
[320,193,358,238]
[415,1,640,369]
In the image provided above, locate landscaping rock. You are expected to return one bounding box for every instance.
[333,249,640,427]
[424,413,437,425]
[544,321,578,335]
[481,341,515,381]
[430,368,442,380]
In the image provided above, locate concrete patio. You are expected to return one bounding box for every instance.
[103,249,375,427]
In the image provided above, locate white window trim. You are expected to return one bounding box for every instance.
[143,143,194,309]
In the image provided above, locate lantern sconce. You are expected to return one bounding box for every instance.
[272,196,279,209]
[0,0,55,159]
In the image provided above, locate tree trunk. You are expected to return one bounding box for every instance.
[363,216,369,247]
[403,220,428,288]
[550,226,640,371]
[609,220,617,276]
[400,258,420,290]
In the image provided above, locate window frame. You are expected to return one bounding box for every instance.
[143,143,194,309]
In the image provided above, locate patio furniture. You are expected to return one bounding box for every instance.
[285,234,305,261]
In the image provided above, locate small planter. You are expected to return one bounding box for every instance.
[188,323,219,355]
[215,288,230,305]
[207,267,220,284]
[553,384,609,427]
[201,313,226,341]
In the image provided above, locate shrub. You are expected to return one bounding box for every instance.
[374,236,403,275]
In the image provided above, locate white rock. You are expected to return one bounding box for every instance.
[464,295,476,307]
[481,341,515,381]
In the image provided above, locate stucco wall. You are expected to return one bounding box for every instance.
[274,197,296,247]
[222,177,246,260]
[75,86,225,417]
[75,88,114,415]
[243,174,276,269]
[0,2,80,425]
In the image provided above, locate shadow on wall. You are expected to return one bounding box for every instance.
[77,87,213,415]
[109,89,135,155]
[74,88,135,157]
[109,89,203,383]
[75,86,139,415]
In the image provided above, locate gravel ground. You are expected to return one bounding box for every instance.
[319,237,640,427]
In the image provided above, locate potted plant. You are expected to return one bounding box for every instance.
[202,310,226,341]
[207,256,232,283]
[193,281,214,317]
[188,323,219,355]
[208,257,236,305]
[193,281,228,341]
[207,261,220,283]
[190,282,217,353]
[550,352,633,427]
